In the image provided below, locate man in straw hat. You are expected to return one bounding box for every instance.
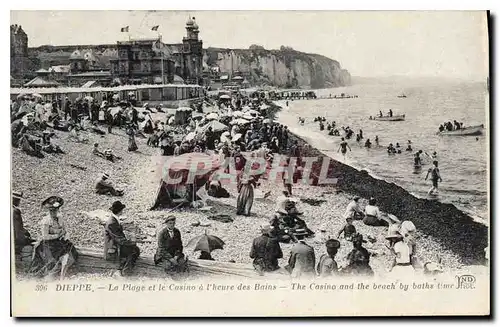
[316,239,341,277]
[104,201,140,277]
[95,173,124,196]
[386,226,414,277]
[154,216,188,274]
[250,223,283,275]
[12,191,34,255]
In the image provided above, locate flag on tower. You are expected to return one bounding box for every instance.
[151,25,159,31]
[120,26,129,32]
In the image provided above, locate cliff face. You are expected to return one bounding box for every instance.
[25,44,351,89]
[204,47,351,89]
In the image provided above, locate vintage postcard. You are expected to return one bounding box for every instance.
[10,10,490,317]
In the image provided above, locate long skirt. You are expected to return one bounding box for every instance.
[128,135,138,151]
[237,184,254,216]
[29,239,78,278]
[363,215,389,227]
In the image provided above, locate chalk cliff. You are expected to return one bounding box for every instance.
[204,47,351,89]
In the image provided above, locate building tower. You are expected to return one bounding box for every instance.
[182,17,203,84]
[10,24,28,78]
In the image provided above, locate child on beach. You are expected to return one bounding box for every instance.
[337,217,357,241]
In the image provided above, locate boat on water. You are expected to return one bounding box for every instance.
[397,94,407,98]
[370,114,406,121]
[437,124,484,136]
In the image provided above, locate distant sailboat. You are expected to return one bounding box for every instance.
[397,93,407,98]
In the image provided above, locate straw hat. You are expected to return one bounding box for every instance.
[385,224,403,240]
[42,196,64,209]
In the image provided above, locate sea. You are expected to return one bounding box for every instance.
[275,77,489,223]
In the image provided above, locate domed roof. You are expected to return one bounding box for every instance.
[186,17,195,26]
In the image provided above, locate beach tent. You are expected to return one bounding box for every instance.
[174,107,193,125]
[151,153,222,210]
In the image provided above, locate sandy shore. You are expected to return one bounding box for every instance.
[13,119,472,279]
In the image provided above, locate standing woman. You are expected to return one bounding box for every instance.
[126,124,138,152]
[237,175,256,216]
[29,196,78,280]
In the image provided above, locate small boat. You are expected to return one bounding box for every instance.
[397,94,407,98]
[437,124,484,136]
[371,114,406,121]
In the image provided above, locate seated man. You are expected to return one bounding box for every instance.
[12,191,35,255]
[95,173,124,196]
[104,201,140,277]
[250,224,283,275]
[154,216,188,274]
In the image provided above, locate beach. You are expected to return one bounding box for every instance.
[12,109,485,280]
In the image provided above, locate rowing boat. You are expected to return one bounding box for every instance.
[371,114,406,122]
[437,124,484,136]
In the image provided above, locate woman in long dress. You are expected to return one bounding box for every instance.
[29,196,78,280]
[236,176,255,216]
[126,125,138,152]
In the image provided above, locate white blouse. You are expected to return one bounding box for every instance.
[393,241,411,264]
[364,205,380,217]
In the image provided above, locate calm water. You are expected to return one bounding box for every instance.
[277,78,488,222]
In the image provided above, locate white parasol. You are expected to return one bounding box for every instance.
[206,112,220,120]
[230,118,250,125]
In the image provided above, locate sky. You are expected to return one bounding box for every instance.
[10,10,489,79]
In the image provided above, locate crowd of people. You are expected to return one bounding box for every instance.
[12,89,447,280]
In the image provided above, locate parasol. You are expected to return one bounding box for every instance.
[192,112,204,120]
[260,103,270,110]
[201,120,229,133]
[262,118,272,124]
[205,112,219,120]
[16,93,28,100]
[232,111,243,118]
[186,231,225,253]
[230,118,250,125]
[219,94,231,100]
[242,113,255,121]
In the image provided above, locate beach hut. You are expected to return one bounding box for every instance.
[174,107,193,125]
[150,153,222,209]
